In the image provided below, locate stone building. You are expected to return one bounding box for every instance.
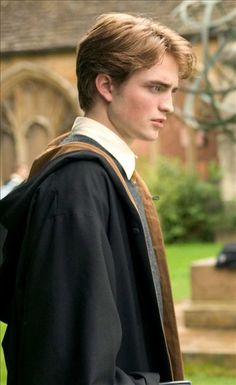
[0,0,225,189]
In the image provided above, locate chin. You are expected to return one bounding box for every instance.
[141,136,159,142]
[146,132,159,141]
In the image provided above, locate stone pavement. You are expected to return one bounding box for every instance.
[175,257,236,370]
[175,301,236,369]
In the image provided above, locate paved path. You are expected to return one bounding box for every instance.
[175,301,236,369]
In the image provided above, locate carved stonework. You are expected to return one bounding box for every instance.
[1,62,80,183]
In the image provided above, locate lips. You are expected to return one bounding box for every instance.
[151,119,166,128]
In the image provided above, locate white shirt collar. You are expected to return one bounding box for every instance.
[71,116,136,179]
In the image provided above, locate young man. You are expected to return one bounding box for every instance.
[0,13,195,385]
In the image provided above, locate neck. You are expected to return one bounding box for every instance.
[85,106,133,147]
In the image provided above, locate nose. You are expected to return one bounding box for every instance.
[159,95,174,114]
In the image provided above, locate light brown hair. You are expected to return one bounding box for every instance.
[76,13,196,111]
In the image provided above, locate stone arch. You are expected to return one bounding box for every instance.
[1,62,81,183]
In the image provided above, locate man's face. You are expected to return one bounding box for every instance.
[107,54,179,145]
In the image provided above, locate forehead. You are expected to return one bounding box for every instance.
[129,54,179,87]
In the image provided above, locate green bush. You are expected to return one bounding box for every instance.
[138,157,224,243]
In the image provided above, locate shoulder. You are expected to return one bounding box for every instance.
[35,158,115,218]
[54,158,111,182]
[49,158,114,197]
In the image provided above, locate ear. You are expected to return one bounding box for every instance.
[95,74,114,103]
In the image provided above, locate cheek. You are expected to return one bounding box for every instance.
[124,91,152,113]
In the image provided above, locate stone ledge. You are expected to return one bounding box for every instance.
[191,257,236,301]
[175,302,236,370]
[184,300,236,329]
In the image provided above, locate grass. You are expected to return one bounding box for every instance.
[165,241,222,301]
[184,360,236,385]
[0,323,6,385]
[1,242,235,385]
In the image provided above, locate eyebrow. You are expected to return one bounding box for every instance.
[148,80,179,92]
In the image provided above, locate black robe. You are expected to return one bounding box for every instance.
[0,142,182,385]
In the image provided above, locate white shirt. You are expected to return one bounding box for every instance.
[71,116,136,180]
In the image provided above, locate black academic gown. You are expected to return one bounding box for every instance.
[0,149,175,385]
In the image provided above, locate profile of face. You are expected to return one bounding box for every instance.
[95,54,179,146]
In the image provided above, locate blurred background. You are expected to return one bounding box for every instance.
[1,1,236,385]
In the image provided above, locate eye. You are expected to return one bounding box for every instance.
[149,84,164,93]
[172,88,178,94]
